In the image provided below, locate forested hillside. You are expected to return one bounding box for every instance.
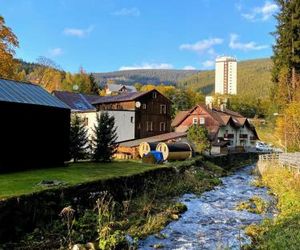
[93,58,273,98]
[178,58,273,98]
[93,69,200,85]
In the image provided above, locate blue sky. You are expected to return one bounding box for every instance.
[1,0,278,73]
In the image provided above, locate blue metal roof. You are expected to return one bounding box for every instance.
[0,78,70,109]
[52,91,98,111]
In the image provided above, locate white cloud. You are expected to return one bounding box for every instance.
[112,7,140,17]
[229,34,268,51]
[183,65,196,70]
[48,48,63,57]
[242,1,278,21]
[179,38,223,53]
[202,60,214,68]
[119,63,173,71]
[63,26,94,38]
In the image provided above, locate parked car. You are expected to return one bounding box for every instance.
[256,142,273,152]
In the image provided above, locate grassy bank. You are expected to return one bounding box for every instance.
[0,161,162,199]
[2,158,225,250]
[245,162,300,249]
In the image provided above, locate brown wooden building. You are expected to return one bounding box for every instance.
[92,89,172,139]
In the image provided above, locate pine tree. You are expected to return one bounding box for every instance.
[92,112,118,162]
[70,114,89,162]
[89,73,99,95]
[272,0,300,104]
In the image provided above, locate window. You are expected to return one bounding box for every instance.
[193,117,198,125]
[130,116,134,123]
[153,92,157,98]
[160,122,166,132]
[142,103,147,109]
[160,104,167,114]
[146,121,153,131]
[199,117,205,125]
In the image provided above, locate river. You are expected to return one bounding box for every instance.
[139,165,275,250]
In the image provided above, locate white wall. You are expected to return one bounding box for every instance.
[215,61,224,94]
[76,110,135,143]
[215,57,237,95]
[218,123,256,147]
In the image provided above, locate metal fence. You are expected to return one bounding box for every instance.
[259,152,300,171]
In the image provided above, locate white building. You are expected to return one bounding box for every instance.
[53,91,135,143]
[215,56,237,95]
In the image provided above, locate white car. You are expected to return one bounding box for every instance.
[256,142,273,152]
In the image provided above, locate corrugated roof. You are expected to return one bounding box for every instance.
[53,91,100,111]
[119,132,187,148]
[0,78,69,109]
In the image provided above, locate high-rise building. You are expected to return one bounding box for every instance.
[215,56,237,95]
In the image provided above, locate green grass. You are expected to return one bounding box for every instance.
[0,161,160,199]
[245,163,300,249]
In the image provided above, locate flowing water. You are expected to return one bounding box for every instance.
[139,165,275,250]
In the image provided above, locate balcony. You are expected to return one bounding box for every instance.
[239,134,248,139]
[224,134,234,139]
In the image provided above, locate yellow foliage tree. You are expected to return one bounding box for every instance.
[275,101,300,152]
[0,15,19,79]
[27,57,63,92]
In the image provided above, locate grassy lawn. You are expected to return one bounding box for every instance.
[0,161,160,199]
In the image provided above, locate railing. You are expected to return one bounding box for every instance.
[259,152,300,171]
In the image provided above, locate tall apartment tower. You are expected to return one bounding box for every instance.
[215,56,237,95]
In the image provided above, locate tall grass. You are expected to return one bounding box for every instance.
[246,162,300,249]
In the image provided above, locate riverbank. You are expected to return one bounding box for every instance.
[246,161,300,249]
[1,157,226,249]
[0,153,258,249]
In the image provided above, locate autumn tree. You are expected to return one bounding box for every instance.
[275,101,300,152]
[27,57,63,92]
[0,15,19,79]
[62,67,94,94]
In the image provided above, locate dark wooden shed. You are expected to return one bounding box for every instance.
[0,79,71,172]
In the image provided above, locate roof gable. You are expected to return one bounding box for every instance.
[0,78,69,109]
[53,91,100,111]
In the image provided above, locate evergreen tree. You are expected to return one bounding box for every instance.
[92,112,118,162]
[70,114,89,162]
[272,0,300,104]
[89,73,99,95]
